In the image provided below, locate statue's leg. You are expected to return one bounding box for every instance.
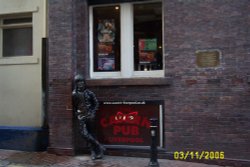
[80,121,104,159]
[95,145,105,159]
[86,132,105,159]
[86,119,106,159]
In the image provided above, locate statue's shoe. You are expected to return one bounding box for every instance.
[91,151,96,160]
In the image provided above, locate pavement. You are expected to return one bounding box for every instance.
[0,149,230,167]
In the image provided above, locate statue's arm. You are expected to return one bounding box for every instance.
[85,90,99,115]
[72,91,79,112]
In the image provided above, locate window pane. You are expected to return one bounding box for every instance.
[3,27,33,57]
[3,17,32,25]
[93,6,121,72]
[134,2,162,71]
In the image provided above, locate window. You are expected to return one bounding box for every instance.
[0,14,33,57]
[93,6,121,72]
[134,3,163,71]
[90,1,163,78]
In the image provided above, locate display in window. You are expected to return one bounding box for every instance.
[98,19,115,43]
[96,19,116,71]
[98,56,115,71]
[98,43,113,55]
[134,2,162,71]
[138,38,157,64]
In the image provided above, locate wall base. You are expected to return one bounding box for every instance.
[0,126,48,151]
[47,147,75,156]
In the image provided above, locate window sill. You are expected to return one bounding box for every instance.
[0,56,39,65]
[86,77,172,87]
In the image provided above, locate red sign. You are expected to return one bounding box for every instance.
[96,101,163,147]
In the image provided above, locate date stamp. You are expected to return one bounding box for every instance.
[174,151,224,160]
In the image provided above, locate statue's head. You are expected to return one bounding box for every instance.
[74,74,85,92]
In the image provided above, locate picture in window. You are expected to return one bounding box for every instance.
[93,6,120,72]
[97,19,115,71]
[98,19,115,43]
[138,38,157,64]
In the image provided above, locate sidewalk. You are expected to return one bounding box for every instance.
[0,149,229,167]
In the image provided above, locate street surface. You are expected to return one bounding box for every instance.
[0,149,230,167]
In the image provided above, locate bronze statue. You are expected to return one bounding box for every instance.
[72,74,105,160]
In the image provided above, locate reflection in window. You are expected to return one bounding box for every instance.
[3,28,32,57]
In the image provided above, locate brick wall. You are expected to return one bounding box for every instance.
[164,0,250,160]
[47,0,250,164]
[48,0,90,155]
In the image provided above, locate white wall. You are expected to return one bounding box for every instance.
[0,0,47,127]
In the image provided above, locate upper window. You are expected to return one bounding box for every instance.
[0,14,33,57]
[93,6,121,72]
[90,1,163,78]
[133,3,163,71]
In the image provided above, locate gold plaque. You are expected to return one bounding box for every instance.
[196,50,220,68]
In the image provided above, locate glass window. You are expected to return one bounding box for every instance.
[93,6,120,72]
[1,16,32,57]
[91,2,163,78]
[134,3,162,71]
[3,27,32,57]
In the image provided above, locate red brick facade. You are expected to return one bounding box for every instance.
[47,0,250,165]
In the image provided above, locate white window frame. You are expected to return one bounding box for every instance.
[0,14,33,57]
[89,1,164,79]
[0,6,41,65]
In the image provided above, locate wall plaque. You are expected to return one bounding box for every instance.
[196,50,220,68]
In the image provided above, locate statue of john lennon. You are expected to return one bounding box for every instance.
[72,74,105,160]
